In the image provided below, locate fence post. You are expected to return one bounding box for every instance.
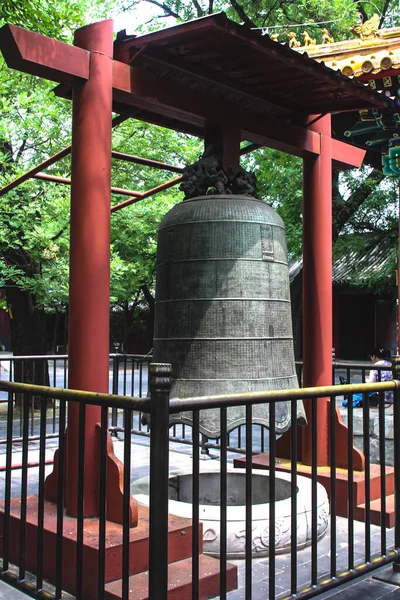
[148,363,171,600]
[112,355,119,396]
[111,355,119,428]
[374,355,400,585]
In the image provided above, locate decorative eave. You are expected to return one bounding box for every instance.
[293,27,400,79]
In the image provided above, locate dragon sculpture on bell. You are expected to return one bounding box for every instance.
[180,145,258,199]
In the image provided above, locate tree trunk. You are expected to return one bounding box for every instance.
[6,285,50,406]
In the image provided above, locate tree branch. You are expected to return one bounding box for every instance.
[208,0,214,14]
[192,0,205,17]
[143,0,181,19]
[355,1,368,22]
[0,139,14,174]
[262,0,287,26]
[332,169,385,241]
[332,169,343,205]
[379,0,391,27]
[351,221,385,232]
[228,0,257,28]
[15,138,28,163]
[141,283,154,309]
[51,224,69,242]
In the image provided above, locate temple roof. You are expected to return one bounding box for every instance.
[294,27,400,80]
[279,22,400,169]
[113,12,387,122]
[289,234,395,287]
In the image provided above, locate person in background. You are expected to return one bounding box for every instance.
[366,347,393,405]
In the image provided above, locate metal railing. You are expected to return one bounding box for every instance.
[0,354,394,456]
[0,365,398,598]
[150,363,400,600]
[0,353,151,444]
[0,378,150,599]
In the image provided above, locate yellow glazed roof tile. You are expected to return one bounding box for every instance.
[291,28,400,79]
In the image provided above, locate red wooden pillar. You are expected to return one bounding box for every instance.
[302,114,332,466]
[45,21,137,524]
[65,20,114,517]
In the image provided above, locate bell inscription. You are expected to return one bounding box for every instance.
[153,194,306,437]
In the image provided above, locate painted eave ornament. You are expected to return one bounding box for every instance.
[383,137,400,176]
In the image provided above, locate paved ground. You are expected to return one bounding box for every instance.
[0,580,29,599]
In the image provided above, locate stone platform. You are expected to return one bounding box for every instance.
[0,497,237,599]
[233,454,395,527]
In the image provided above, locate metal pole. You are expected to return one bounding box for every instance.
[33,172,142,197]
[148,363,171,600]
[111,151,184,173]
[394,358,400,555]
[374,356,400,585]
[0,115,126,200]
[398,181,400,353]
[0,147,72,197]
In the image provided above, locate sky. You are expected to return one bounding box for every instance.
[113,3,164,34]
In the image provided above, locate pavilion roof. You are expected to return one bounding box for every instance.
[297,27,400,80]
[289,233,395,288]
[113,11,387,129]
[292,25,400,169]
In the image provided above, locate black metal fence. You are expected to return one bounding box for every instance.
[158,365,400,600]
[0,364,398,598]
[0,378,150,599]
[0,354,151,445]
[0,354,394,455]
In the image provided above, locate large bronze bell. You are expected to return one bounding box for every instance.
[153,194,306,438]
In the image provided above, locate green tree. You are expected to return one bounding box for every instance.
[0,0,203,357]
[109,121,201,350]
[1,0,399,362]
[0,0,123,357]
[0,2,85,357]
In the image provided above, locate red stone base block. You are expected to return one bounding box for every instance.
[275,405,365,472]
[233,454,395,525]
[104,555,238,600]
[44,427,138,526]
[0,497,196,600]
[354,494,395,528]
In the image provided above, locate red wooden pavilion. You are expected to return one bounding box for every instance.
[0,11,391,595]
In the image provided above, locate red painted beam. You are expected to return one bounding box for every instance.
[111,150,184,173]
[302,114,333,466]
[0,24,366,165]
[112,61,364,163]
[66,19,113,519]
[34,172,142,197]
[241,121,321,157]
[43,20,137,526]
[0,146,72,198]
[0,115,128,199]
[332,138,366,170]
[112,58,324,158]
[111,176,182,212]
[0,24,89,83]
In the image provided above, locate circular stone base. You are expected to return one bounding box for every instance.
[133,465,329,558]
